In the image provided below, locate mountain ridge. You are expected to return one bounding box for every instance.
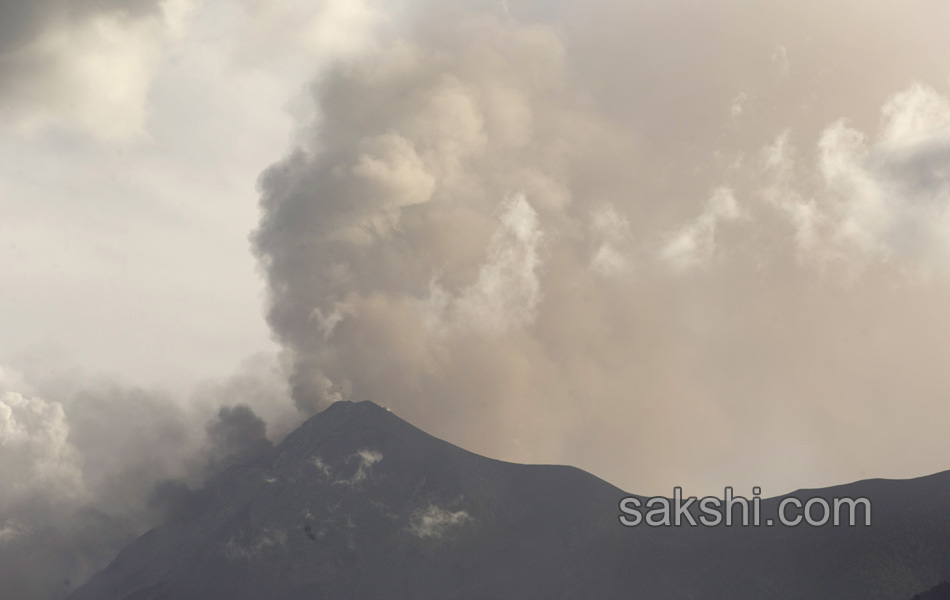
[69,400,950,600]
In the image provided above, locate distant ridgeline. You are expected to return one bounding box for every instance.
[913,582,950,600]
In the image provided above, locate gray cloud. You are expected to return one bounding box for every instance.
[0,0,159,54]
[0,0,186,139]
[0,381,184,600]
[0,361,287,599]
[204,404,274,471]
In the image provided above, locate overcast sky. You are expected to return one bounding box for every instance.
[3,7,950,590]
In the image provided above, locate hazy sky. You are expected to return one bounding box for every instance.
[3,4,950,592]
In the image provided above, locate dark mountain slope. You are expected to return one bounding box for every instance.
[69,400,950,600]
[913,581,950,600]
[69,401,633,600]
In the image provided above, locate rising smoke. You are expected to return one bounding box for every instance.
[253,0,950,498]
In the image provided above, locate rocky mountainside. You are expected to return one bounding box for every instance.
[69,401,950,600]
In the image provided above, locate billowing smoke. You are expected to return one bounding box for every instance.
[0,362,287,599]
[204,404,275,471]
[254,0,950,500]
[254,8,625,464]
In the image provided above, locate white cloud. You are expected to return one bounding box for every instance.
[796,84,950,273]
[428,194,544,335]
[335,448,383,485]
[759,132,828,258]
[661,187,746,270]
[309,455,332,478]
[879,83,950,146]
[408,504,471,539]
[590,203,634,277]
[0,391,85,506]
[235,0,387,66]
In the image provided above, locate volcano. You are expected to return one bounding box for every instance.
[69,401,950,600]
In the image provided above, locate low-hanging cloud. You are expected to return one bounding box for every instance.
[0,391,85,507]
[0,360,287,599]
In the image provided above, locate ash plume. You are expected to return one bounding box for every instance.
[253,0,950,499]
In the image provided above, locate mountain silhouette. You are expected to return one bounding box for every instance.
[911,581,950,600]
[69,401,950,600]
[912,581,950,600]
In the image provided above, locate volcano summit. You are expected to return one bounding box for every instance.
[69,401,950,600]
